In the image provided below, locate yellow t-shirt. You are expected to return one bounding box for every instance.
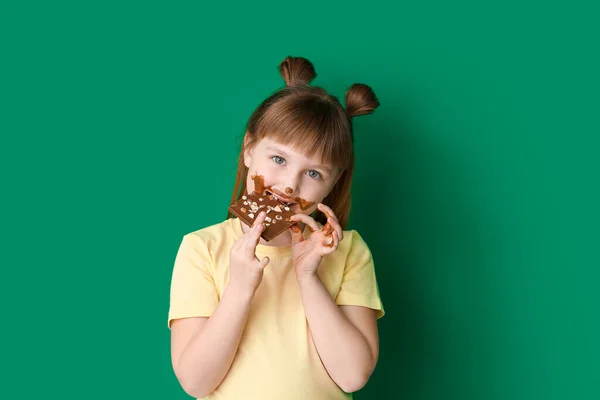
[168,217,385,399]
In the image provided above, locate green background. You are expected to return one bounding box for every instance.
[2,1,599,399]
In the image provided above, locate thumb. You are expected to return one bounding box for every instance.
[289,224,304,244]
[258,256,270,269]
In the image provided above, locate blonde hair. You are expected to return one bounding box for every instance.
[227,56,380,229]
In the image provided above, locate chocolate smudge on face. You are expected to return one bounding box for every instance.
[295,198,315,210]
[251,173,265,194]
[250,172,315,211]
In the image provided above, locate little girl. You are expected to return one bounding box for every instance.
[168,56,385,399]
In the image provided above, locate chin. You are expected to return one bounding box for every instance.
[301,206,319,217]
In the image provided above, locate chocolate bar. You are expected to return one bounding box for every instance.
[229,191,297,242]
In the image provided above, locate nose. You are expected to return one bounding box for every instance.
[281,185,297,198]
[282,174,301,197]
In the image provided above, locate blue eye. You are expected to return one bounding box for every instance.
[307,170,321,179]
[272,156,285,165]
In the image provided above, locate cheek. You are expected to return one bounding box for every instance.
[246,165,276,193]
[246,176,256,193]
[313,185,333,203]
[301,189,329,213]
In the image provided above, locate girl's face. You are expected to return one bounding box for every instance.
[244,136,341,216]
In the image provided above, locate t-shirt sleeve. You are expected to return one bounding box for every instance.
[335,230,385,319]
[167,233,219,328]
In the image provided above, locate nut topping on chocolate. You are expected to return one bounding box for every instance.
[229,190,297,242]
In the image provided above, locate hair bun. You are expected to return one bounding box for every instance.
[278,56,317,86]
[345,83,380,118]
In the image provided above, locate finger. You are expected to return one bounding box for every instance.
[249,213,266,241]
[251,211,266,228]
[326,217,344,242]
[289,213,320,233]
[318,203,338,223]
[318,203,342,239]
[244,223,263,258]
[322,222,334,236]
[257,256,270,269]
[289,224,304,244]
[245,212,266,255]
[323,230,339,249]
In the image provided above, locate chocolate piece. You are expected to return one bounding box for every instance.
[229,191,296,242]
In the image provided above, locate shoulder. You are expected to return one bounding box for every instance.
[317,226,373,263]
[184,218,236,242]
[345,229,369,245]
[179,218,239,255]
[339,228,372,253]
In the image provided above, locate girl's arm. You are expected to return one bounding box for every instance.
[298,274,379,393]
[171,213,270,398]
[170,282,254,399]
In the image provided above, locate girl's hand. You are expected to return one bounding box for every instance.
[228,211,270,296]
[288,203,343,281]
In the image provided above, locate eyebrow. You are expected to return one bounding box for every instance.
[266,146,333,174]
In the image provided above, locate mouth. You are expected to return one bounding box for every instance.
[266,190,296,207]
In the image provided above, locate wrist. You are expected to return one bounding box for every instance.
[225,280,255,303]
[296,272,321,289]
